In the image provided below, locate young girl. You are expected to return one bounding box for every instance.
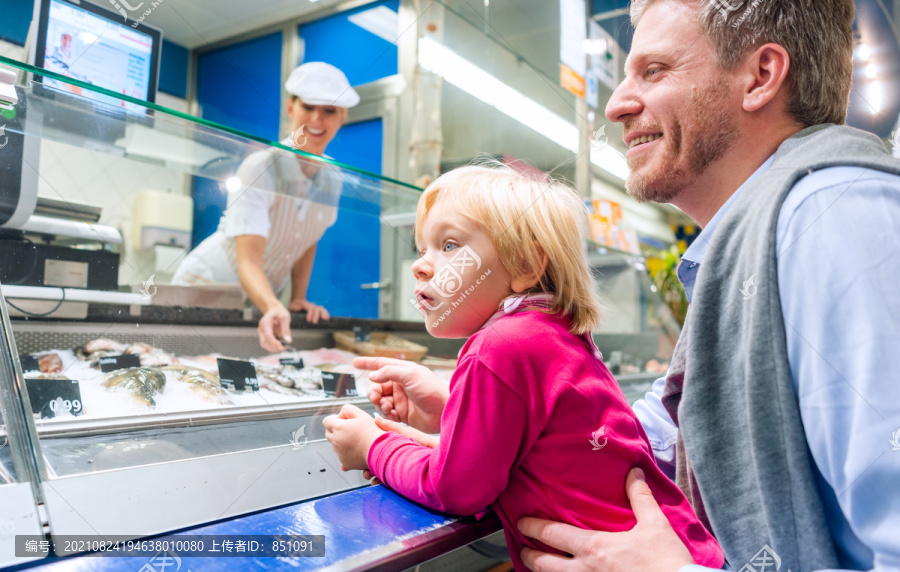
[323,165,723,570]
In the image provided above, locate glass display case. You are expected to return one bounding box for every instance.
[0,54,431,566]
[0,54,678,566]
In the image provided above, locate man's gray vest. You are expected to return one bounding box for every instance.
[663,124,900,571]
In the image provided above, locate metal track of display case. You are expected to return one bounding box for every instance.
[0,285,48,494]
[0,283,55,567]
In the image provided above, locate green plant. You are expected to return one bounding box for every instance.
[651,246,688,325]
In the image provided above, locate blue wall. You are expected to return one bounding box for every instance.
[159,40,188,99]
[307,119,385,319]
[196,31,283,141]
[299,0,399,85]
[191,31,284,249]
[296,0,401,318]
[0,0,33,45]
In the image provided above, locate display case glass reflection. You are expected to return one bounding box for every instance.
[0,56,425,469]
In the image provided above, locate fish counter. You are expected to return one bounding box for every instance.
[23,339,409,420]
[11,316,458,428]
[0,312,466,565]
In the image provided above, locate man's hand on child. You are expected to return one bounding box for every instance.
[517,468,695,572]
[323,404,385,472]
[354,356,448,434]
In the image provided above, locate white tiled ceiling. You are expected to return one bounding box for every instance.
[86,0,348,49]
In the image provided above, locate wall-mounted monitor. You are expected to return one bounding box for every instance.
[31,0,162,112]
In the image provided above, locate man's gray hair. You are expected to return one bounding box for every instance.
[630,0,855,127]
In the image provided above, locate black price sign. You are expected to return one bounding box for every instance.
[99,354,141,373]
[353,326,371,342]
[217,358,259,392]
[20,354,39,373]
[322,371,358,398]
[25,379,84,419]
[279,357,305,368]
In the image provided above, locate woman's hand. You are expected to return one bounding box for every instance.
[288,299,330,324]
[258,303,292,352]
[354,356,448,434]
[323,404,384,471]
[234,234,292,352]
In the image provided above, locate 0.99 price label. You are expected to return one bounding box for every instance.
[25,379,84,419]
[49,398,83,415]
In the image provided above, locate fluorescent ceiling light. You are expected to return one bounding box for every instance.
[583,38,609,56]
[418,37,627,181]
[866,64,877,79]
[348,6,400,44]
[858,43,871,61]
[591,144,630,180]
[869,83,883,114]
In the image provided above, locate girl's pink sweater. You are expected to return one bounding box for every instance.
[368,310,723,571]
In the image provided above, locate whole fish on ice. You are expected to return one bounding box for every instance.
[101,367,166,407]
[78,338,173,368]
[160,365,232,405]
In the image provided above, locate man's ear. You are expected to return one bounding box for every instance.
[511,243,549,293]
[741,43,791,113]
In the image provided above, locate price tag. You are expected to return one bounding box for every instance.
[322,372,358,398]
[19,354,39,373]
[25,379,84,419]
[353,326,371,343]
[279,357,305,368]
[217,358,259,392]
[99,354,141,373]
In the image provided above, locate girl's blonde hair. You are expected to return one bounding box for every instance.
[415,163,602,335]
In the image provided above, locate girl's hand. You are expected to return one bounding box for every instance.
[360,418,440,484]
[354,356,448,434]
[323,404,384,471]
[373,416,440,449]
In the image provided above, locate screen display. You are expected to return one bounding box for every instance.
[41,0,155,111]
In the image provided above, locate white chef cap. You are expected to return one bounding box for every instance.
[284,62,360,108]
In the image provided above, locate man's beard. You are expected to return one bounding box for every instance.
[625,81,740,204]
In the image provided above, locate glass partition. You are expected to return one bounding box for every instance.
[0,55,422,324]
[0,55,434,548]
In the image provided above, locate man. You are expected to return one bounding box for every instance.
[516,1,900,571]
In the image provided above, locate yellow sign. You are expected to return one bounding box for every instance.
[560,63,585,98]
